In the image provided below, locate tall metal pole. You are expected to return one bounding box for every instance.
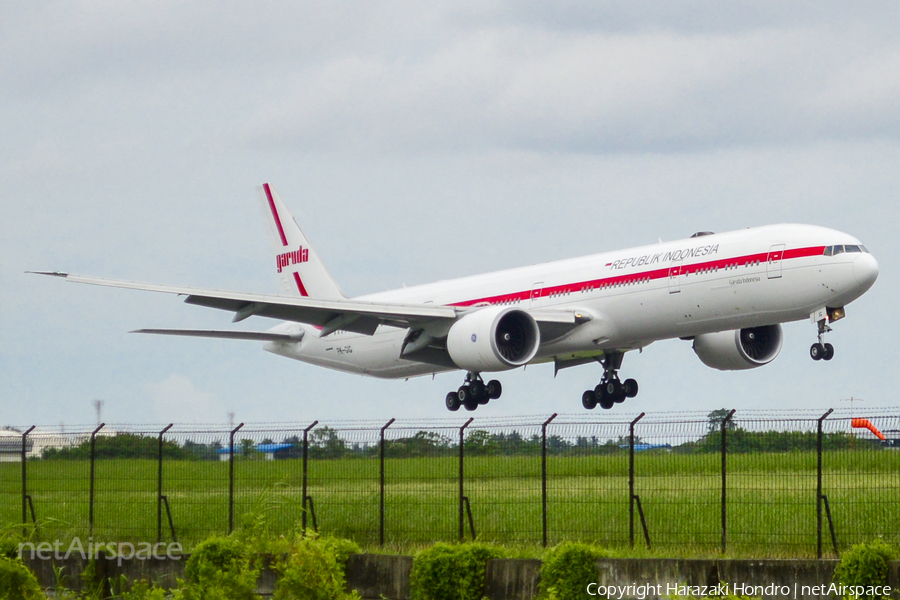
[89,423,105,538]
[228,423,244,534]
[459,417,474,541]
[379,418,395,546]
[301,420,318,532]
[21,426,35,537]
[157,424,173,543]
[629,413,645,548]
[817,408,833,558]
[721,409,735,553]
[541,413,558,547]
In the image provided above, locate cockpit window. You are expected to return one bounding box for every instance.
[824,244,869,256]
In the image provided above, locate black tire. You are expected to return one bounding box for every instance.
[445,392,461,412]
[810,343,824,361]
[823,343,835,361]
[605,380,618,396]
[458,386,470,403]
[463,397,479,411]
[470,380,485,399]
[487,380,502,399]
[478,394,490,406]
[598,389,615,410]
[582,390,597,410]
[623,379,639,398]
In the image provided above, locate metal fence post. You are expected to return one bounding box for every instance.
[379,418,395,546]
[459,417,474,541]
[228,423,244,534]
[301,420,318,533]
[541,413,558,547]
[817,408,833,558]
[157,424,173,543]
[89,423,105,538]
[21,426,35,537]
[629,413,645,548]
[721,409,736,553]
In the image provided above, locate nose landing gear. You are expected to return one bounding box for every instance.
[445,373,502,411]
[810,310,835,362]
[581,352,638,410]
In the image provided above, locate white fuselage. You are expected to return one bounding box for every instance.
[263,224,878,378]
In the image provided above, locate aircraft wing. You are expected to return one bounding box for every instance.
[33,272,460,335]
[34,272,590,344]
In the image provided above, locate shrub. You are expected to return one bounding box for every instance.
[538,542,610,600]
[273,533,361,600]
[0,533,21,560]
[833,539,898,600]
[409,542,503,600]
[0,556,45,600]
[180,536,259,600]
[118,580,169,600]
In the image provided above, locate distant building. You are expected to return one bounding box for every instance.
[0,429,30,462]
[257,443,295,460]
[216,442,296,461]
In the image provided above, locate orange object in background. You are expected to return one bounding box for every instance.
[851,418,886,440]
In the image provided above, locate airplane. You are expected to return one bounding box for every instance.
[34,183,879,412]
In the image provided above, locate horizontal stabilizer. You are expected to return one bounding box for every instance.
[132,329,304,343]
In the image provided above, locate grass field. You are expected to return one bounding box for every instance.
[1,449,897,557]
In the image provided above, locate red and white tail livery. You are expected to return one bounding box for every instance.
[36,183,879,413]
[258,183,344,300]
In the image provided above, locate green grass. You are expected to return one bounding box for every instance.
[1,450,897,557]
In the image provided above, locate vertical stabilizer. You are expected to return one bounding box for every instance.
[257,183,345,299]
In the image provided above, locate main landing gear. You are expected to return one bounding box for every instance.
[445,373,502,412]
[810,316,835,362]
[581,352,638,410]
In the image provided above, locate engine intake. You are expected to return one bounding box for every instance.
[446,307,540,372]
[692,324,784,371]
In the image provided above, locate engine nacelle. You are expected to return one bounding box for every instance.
[446,307,540,372]
[692,324,784,371]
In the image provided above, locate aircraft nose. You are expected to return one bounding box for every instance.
[853,253,879,291]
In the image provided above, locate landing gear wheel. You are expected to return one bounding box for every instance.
[470,380,485,399]
[810,343,825,361]
[598,389,615,410]
[477,393,490,406]
[623,379,639,398]
[463,397,479,411]
[605,380,617,396]
[486,380,502,400]
[582,390,597,410]
[823,343,834,361]
[445,392,461,412]
[458,385,471,403]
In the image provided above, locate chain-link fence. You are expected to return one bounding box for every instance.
[2,409,897,555]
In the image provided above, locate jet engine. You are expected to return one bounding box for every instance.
[446,306,540,372]
[692,324,784,371]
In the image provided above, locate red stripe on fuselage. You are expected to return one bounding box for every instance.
[263,183,289,247]
[447,245,826,308]
[293,272,309,297]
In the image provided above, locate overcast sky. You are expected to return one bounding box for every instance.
[2,1,898,428]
